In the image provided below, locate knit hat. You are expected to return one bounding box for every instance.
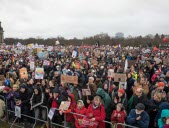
[77,100,84,106]
[3,86,11,92]
[135,103,145,110]
[118,88,125,95]
[158,82,165,87]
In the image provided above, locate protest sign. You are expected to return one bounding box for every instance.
[35,68,44,79]
[128,60,137,67]
[114,73,126,82]
[108,69,114,78]
[119,82,127,90]
[43,60,50,66]
[61,75,78,84]
[19,68,28,79]
[59,101,70,111]
[72,50,77,58]
[82,89,91,96]
[48,108,55,120]
[15,106,21,118]
[30,62,35,70]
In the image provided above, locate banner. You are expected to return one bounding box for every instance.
[61,75,78,84]
[35,68,44,79]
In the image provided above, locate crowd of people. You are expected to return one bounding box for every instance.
[0,43,169,128]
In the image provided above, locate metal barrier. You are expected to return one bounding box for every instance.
[116,123,139,128]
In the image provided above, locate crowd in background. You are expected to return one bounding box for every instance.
[0,44,169,128]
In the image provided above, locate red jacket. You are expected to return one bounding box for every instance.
[64,93,76,122]
[86,104,106,128]
[74,106,87,128]
[111,110,126,128]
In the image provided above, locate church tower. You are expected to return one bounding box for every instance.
[0,21,4,44]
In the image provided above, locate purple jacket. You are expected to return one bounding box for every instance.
[6,91,20,109]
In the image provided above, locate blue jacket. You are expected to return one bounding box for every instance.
[127,109,149,128]
[158,109,169,128]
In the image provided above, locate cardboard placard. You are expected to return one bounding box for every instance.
[114,73,126,82]
[59,101,70,111]
[82,89,91,96]
[48,108,55,120]
[35,68,44,79]
[61,75,78,84]
[19,68,28,79]
[108,69,115,78]
[91,59,98,65]
[128,60,137,66]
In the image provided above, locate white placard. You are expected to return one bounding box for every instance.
[15,106,21,118]
[48,108,55,120]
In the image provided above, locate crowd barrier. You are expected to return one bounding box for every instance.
[0,95,138,128]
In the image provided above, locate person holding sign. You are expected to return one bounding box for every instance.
[59,93,76,127]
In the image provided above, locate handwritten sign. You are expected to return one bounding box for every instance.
[82,89,91,96]
[114,73,126,82]
[61,75,78,84]
[35,68,44,79]
[19,68,28,79]
[59,101,70,111]
[108,69,114,78]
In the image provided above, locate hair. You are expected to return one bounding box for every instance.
[154,92,162,101]
[94,96,102,102]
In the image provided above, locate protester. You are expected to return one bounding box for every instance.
[127,103,149,128]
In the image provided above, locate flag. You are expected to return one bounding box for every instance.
[124,59,128,73]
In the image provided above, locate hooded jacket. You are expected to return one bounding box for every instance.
[96,88,111,119]
[158,109,169,128]
[64,93,76,122]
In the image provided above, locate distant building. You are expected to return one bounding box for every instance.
[115,32,124,38]
[0,21,4,44]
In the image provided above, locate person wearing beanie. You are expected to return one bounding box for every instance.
[74,100,87,128]
[151,82,167,101]
[127,103,150,128]
[112,88,128,110]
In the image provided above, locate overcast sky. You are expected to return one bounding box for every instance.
[0,0,169,39]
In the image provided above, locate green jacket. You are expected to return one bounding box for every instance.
[96,88,112,119]
[158,109,169,128]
